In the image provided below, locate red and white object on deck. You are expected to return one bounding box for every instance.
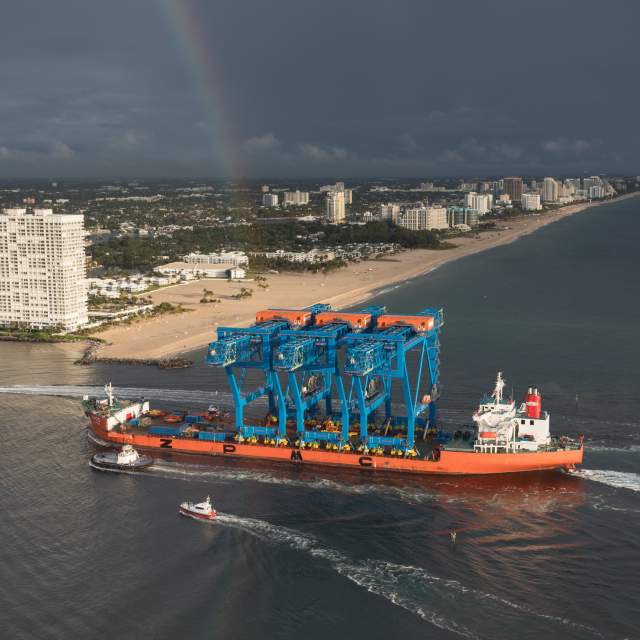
[179,496,217,521]
[525,387,542,419]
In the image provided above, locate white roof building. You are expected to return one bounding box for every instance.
[183,251,249,266]
[156,262,245,279]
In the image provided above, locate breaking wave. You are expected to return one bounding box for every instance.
[213,513,603,639]
[575,469,640,493]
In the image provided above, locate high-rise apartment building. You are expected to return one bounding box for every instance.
[262,193,279,207]
[283,190,310,206]
[0,208,87,330]
[380,203,401,222]
[564,179,577,195]
[321,182,352,204]
[447,206,479,228]
[464,192,493,214]
[503,177,523,202]
[325,191,346,223]
[521,193,542,211]
[543,177,560,203]
[398,206,448,231]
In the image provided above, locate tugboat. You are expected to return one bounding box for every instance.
[91,444,153,471]
[179,496,217,521]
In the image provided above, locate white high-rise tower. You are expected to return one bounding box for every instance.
[0,208,88,330]
[325,191,346,224]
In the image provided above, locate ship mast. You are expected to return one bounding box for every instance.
[105,381,114,407]
[493,372,505,404]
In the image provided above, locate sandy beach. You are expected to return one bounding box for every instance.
[88,194,639,362]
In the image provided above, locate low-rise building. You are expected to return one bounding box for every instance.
[156,262,245,279]
[254,249,336,263]
[183,251,249,266]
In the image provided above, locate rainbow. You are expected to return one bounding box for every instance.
[161,0,237,178]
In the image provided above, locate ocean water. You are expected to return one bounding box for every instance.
[1,198,639,639]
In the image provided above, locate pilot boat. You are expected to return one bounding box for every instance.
[179,496,217,521]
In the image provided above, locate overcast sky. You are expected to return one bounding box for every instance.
[1,0,638,179]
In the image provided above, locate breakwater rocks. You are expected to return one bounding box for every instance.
[75,343,193,369]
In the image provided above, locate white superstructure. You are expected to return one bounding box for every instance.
[0,208,87,330]
[472,373,551,453]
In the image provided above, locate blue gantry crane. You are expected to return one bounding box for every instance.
[206,304,329,439]
[271,306,385,445]
[342,308,444,451]
[206,303,444,454]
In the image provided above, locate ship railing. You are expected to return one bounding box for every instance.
[473,441,518,454]
[239,425,278,438]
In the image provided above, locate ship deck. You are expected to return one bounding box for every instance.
[90,404,581,459]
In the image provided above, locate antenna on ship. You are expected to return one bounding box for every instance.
[105,381,114,407]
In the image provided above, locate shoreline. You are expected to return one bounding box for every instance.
[78,192,639,365]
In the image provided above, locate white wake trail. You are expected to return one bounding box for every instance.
[575,469,640,493]
[0,384,239,407]
[211,513,603,640]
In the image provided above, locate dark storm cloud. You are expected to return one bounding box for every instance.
[1,0,638,178]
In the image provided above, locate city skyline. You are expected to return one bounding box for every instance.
[1,0,639,179]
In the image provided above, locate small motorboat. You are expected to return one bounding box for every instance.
[179,496,217,521]
[91,444,153,471]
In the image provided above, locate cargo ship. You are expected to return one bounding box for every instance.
[84,375,582,475]
[84,305,582,475]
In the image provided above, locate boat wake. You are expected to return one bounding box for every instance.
[149,460,438,505]
[82,447,439,504]
[584,444,640,454]
[575,469,640,493]
[0,384,239,408]
[214,513,603,640]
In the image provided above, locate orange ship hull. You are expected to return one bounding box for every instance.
[89,419,583,476]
